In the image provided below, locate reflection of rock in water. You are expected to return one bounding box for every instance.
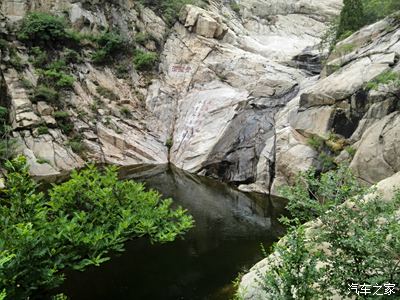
[121,164,286,244]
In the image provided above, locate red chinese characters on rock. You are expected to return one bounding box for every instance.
[171,65,192,73]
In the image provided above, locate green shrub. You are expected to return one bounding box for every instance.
[230,1,240,14]
[91,31,125,64]
[365,70,400,90]
[0,38,8,51]
[0,156,194,299]
[39,69,74,89]
[261,166,400,299]
[96,86,120,101]
[307,135,325,151]
[133,50,158,71]
[67,136,85,154]
[120,107,132,118]
[37,125,49,135]
[29,47,48,68]
[0,106,16,162]
[32,85,59,104]
[36,157,50,164]
[279,165,365,224]
[18,12,70,47]
[345,145,356,157]
[53,111,73,135]
[165,138,173,149]
[63,48,81,64]
[53,111,69,120]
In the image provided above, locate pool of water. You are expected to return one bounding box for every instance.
[58,165,286,300]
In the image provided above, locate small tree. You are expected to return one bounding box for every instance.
[336,0,365,40]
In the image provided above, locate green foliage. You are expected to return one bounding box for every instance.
[96,86,120,101]
[67,136,85,154]
[316,193,400,295]
[135,32,151,45]
[333,43,356,55]
[53,111,73,135]
[365,70,400,90]
[140,0,206,25]
[0,156,194,299]
[32,85,59,104]
[91,31,125,64]
[18,13,71,47]
[336,0,365,40]
[363,0,400,24]
[38,68,74,89]
[36,158,50,164]
[345,145,356,157]
[133,50,158,71]
[63,48,81,64]
[230,1,240,14]
[36,125,49,135]
[165,138,173,149]
[261,226,324,300]
[29,47,47,68]
[261,166,400,299]
[279,165,366,224]
[307,135,325,152]
[0,106,16,162]
[53,111,69,120]
[119,107,132,118]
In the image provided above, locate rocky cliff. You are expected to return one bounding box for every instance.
[0,0,343,187]
[1,0,400,201]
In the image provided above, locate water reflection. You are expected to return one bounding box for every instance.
[59,165,286,300]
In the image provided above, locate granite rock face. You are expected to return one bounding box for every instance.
[1,0,399,195]
[0,0,343,183]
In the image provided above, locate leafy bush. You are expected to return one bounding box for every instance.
[53,111,73,135]
[230,1,240,14]
[261,166,400,299]
[365,70,400,90]
[120,107,132,118]
[32,85,59,104]
[67,136,85,154]
[307,135,325,151]
[279,165,366,224]
[133,50,158,71]
[39,69,74,89]
[0,106,16,162]
[0,156,194,299]
[18,12,70,47]
[36,125,49,135]
[91,31,125,64]
[140,0,206,25]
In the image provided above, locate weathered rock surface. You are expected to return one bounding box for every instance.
[1,0,399,198]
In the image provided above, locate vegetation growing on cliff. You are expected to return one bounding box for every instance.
[322,0,400,52]
[0,106,15,162]
[140,0,207,25]
[258,167,400,299]
[0,156,194,299]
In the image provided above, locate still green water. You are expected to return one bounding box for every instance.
[58,165,286,300]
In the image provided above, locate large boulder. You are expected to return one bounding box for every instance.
[350,112,400,184]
